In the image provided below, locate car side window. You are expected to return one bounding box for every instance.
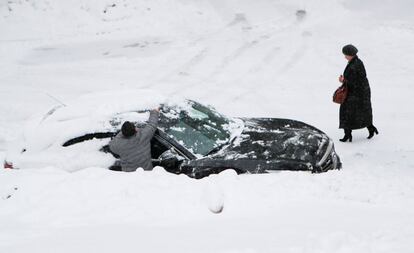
[151,135,169,159]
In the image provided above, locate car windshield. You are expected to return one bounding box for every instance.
[159,101,232,156]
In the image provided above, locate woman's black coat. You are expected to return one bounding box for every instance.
[339,56,373,130]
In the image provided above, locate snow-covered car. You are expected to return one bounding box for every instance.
[3,90,341,178]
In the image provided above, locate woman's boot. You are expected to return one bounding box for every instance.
[367,125,379,139]
[340,129,352,142]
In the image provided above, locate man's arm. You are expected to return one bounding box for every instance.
[109,132,122,155]
[140,109,159,142]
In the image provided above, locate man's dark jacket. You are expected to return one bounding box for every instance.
[109,110,159,172]
[340,56,373,129]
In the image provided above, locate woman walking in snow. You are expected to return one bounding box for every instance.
[338,44,378,142]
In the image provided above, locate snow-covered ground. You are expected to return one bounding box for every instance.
[1,0,414,252]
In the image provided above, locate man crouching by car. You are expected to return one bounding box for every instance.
[109,108,159,172]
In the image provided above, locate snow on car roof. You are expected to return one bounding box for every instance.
[42,89,167,123]
[23,89,174,150]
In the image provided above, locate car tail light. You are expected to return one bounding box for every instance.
[4,161,14,169]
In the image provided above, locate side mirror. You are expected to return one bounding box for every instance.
[158,148,184,170]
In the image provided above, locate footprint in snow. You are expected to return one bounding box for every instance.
[2,187,18,200]
[354,152,364,158]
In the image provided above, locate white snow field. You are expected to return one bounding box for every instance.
[1,0,414,252]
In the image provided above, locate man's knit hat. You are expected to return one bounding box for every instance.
[121,121,136,137]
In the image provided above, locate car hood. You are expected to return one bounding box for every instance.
[210,118,330,164]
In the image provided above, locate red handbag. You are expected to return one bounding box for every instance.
[333,84,348,104]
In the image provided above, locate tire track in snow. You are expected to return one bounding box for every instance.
[204,12,308,83]
[171,47,210,77]
[153,13,253,86]
[278,32,310,73]
[244,46,281,74]
[155,12,308,96]
[147,46,211,94]
[209,40,259,77]
[168,32,307,98]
